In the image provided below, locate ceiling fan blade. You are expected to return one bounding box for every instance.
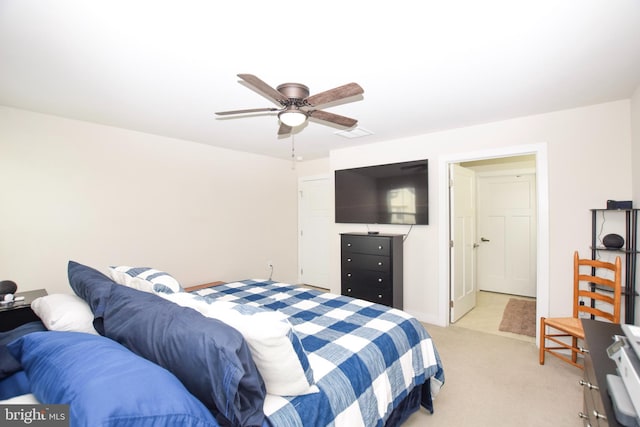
[305,83,364,107]
[215,107,280,116]
[278,123,293,136]
[237,74,289,104]
[309,110,358,128]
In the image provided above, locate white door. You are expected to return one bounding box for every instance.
[450,164,477,322]
[477,174,537,297]
[298,176,330,287]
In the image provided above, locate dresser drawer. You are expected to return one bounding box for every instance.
[342,253,390,272]
[342,269,391,287]
[581,320,625,427]
[581,354,606,426]
[341,236,392,256]
[581,394,596,426]
[589,364,608,426]
[342,282,392,306]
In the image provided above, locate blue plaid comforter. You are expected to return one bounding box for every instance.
[193,280,445,427]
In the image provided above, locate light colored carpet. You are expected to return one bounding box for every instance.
[498,298,537,337]
[403,324,583,426]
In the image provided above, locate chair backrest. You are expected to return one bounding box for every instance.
[573,251,622,323]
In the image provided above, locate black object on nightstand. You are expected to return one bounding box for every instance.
[0,289,48,332]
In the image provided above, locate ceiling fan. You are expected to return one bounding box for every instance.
[215,74,364,136]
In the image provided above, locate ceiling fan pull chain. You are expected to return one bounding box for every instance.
[291,133,296,170]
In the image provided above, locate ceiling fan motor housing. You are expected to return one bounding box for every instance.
[276,83,310,106]
[276,83,310,126]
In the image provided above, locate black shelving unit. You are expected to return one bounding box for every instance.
[590,208,638,324]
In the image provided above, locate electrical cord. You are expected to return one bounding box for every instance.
[597,210,606,247]
[403,224,414,241]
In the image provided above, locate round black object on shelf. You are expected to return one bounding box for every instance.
[0,280,17,295]
[603,233,625,249]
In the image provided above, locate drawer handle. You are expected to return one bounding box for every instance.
[347,288,352,293]
[347,258,352,262]
[377,261,383,266]
[378,294,383,299]
[577,412,589,420]
[378,278,383,283]
[579,379,599,390]
[347,243,352,247]
[578,346,589,354]
[593,410,606,420]
[378,245,383,250]
[347,273,352,277]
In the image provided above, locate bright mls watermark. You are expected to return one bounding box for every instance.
[1,405,69,426]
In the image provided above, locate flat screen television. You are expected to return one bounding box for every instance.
[335,159,428,225]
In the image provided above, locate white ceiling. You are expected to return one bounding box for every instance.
[1,1,639,161]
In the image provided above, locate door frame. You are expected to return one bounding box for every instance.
[438,143,549,345]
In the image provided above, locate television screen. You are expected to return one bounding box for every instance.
[335,159,428,225]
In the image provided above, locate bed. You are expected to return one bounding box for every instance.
[0,261,445,427]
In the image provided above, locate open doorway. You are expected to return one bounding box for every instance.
[437,143,550,344]
[451,155,537,341]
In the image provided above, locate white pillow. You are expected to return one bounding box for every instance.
[161,292,316,396]
[31,294,98,335]
[0,394,40,404]
[108,266,182,294]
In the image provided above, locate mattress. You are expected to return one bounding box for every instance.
[193,280,445,427]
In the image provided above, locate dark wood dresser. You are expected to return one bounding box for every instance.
[340,233,403,309]
[580,319,624,426]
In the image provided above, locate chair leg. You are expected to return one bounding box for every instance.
[539,317,546,365]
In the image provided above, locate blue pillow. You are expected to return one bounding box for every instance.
[0,321,46,379]
[67,261,266,427]
[0,370,30,400]
[7,331,219,427]
[67,261,114,334]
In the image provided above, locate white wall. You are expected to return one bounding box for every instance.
[0,106,299,294]
[296,158,330,177]
[328,100,632,325]
[3,99,634,325]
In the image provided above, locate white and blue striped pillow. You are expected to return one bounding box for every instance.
[108,266,183,294]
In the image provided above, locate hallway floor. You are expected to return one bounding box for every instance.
[453,291,536,343]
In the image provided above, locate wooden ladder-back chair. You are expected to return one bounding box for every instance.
[539,251,622,369]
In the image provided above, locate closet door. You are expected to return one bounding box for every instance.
[477,173,537,297]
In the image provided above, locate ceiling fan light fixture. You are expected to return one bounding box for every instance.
[278,109,307,127]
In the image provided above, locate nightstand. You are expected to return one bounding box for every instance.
[0,289,48,332]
